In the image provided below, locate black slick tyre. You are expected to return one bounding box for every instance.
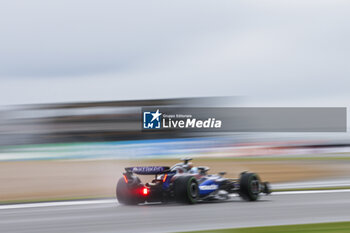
[116,177,142,205]
[174,176,199,204]
[239,172,261,201]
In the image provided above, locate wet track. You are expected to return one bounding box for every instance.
[1,190,350,233]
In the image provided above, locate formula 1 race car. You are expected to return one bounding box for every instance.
[116,158,271,205]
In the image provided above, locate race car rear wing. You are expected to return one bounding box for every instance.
[125,166,170,175]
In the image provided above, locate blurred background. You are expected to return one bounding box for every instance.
[1,97,350,202]
[0,0,350,207]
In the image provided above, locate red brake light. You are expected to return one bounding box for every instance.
[123,175,128,183]
[141,187,149,196]
[162,174,168,183]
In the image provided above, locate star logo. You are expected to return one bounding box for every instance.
[151,109,162,122]
[143,109,162,129]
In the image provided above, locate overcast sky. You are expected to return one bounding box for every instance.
[0,0,349,106]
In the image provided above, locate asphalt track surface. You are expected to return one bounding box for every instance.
[1,190,350,233]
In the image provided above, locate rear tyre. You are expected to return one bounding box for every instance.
[116,177,143,205]
[239,172,261,201]
[174,176,199,204]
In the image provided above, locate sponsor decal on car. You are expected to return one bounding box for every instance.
[199,184,219,191]
[132,166,165,174]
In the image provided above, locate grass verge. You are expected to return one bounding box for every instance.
[180,222,350,233]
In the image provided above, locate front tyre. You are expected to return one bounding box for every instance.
[174,176,199,204]
[239,172,261,201]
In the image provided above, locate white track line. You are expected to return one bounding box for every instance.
[272,189,350,195]
[0,199,116,210]
[1,189,350,210]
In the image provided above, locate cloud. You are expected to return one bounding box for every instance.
[0,0,349,105]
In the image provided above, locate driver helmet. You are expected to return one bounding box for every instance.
[187,162,193,170]
[189,166,199,174]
